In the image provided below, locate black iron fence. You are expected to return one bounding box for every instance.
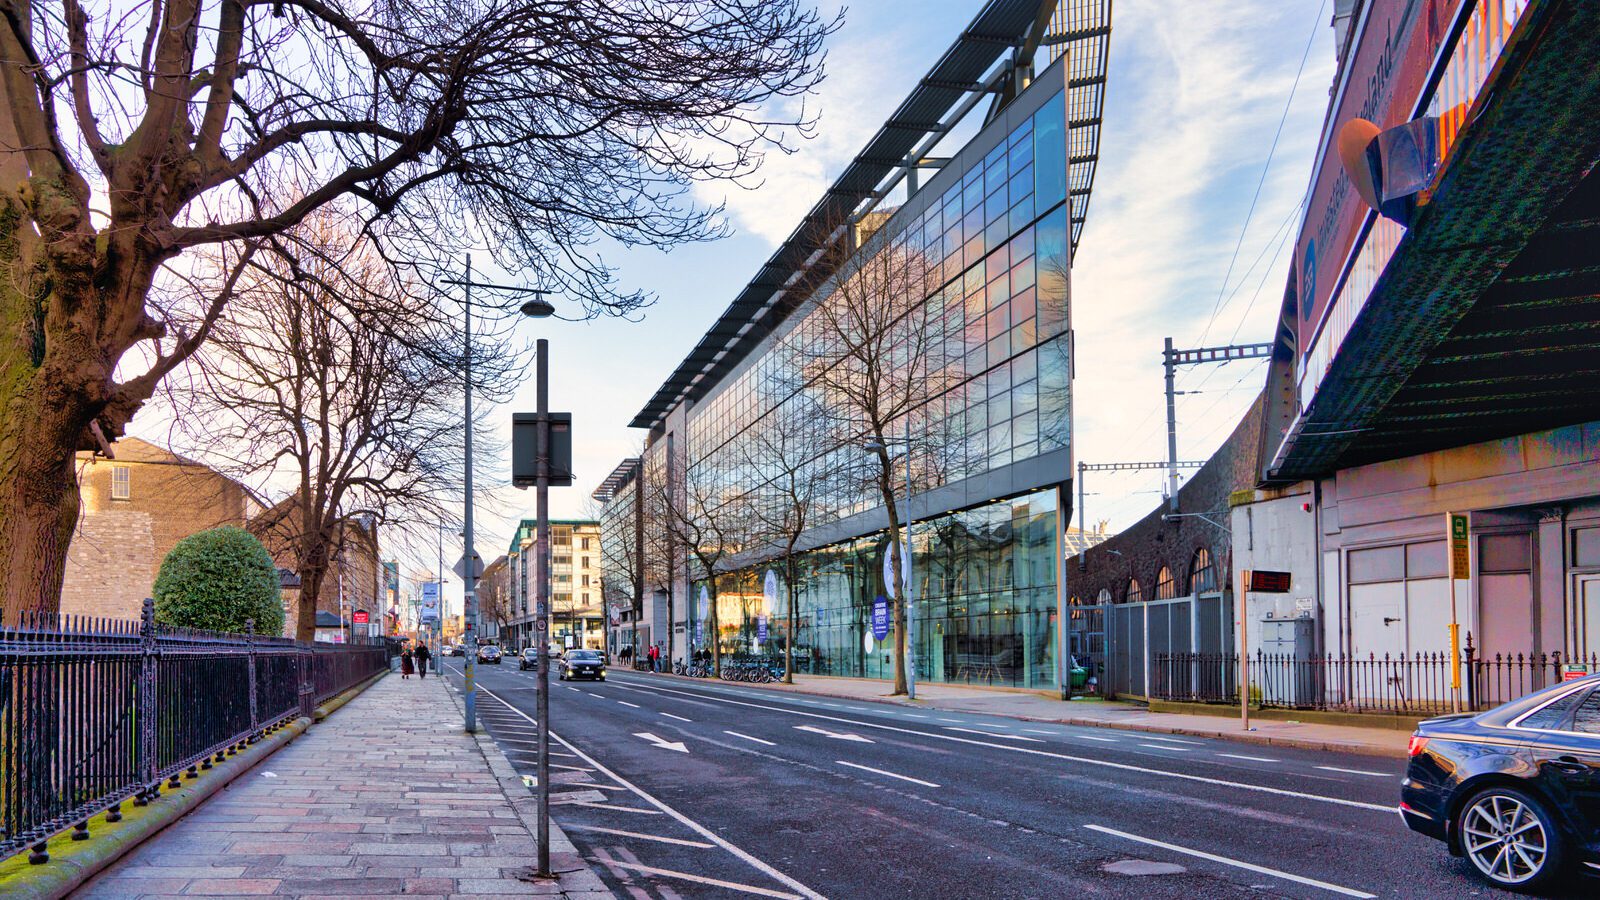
[0,599,387,864]
[1152,640,1600,716]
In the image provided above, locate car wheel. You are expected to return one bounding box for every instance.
[1457,786,1565,891]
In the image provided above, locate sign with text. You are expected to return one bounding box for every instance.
[1563,665,1590,682]
[1247,570,1293,594]
[871,597,890,641]
[352,610,370,625]
[757,617,768,642]
[420,582,441,623]
[1449,512,1470,580]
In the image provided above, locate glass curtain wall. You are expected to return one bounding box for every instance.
[691,488,1059,689]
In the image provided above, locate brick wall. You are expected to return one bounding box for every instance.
[62,439,257,621]
[1072,393,1266,604]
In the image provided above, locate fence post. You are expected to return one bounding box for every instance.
[136,598,159,803]
[1463,632,1476,710]
[246,618,259,735]
[299,643,315,720]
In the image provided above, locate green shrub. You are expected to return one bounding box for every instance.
[153,525,284,635]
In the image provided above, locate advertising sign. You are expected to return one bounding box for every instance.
[420,582,440,624]
[757,617,768,642]
[882,542,910,600]
[871,597,890,641]
[1295,0,1465,360]
[763,570,779,612]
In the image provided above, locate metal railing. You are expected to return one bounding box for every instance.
[1,599,388,864]
[1152,640,1600,716]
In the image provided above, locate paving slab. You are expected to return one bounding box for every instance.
[73,673,613,898]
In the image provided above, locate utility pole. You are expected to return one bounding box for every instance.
[461,255,480,733]
[1075,460,1206,566]
[533,339,553,877]
[1161,339,1273,511]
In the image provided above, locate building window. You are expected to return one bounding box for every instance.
[110,465,131,500]
[1155,566,1177,600]
[1096,588,1112,604]
[581,574,590,587]
[1189,548,1216,594]
[581,556,590,569]
[1124,579,1142,604]
[581,537,591,550]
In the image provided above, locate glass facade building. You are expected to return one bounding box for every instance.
[629,11,1111,689]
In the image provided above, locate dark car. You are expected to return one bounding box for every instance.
[519,648,539,671]
[559,649,606,682]
[477,645,502,665]
[1402,674,1600,891]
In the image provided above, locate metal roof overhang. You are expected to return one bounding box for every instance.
[591,458,641,502]
[1266,1,1600,481]
[629,0,1111,431]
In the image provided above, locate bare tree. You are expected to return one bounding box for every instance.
[587,484,642,663]
[796,212,957,695]
[0,0,836,621]
[738,392,834,683]
[167,209,488,640]
[648,448,751,677]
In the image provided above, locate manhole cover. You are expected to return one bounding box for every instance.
[1102,859,1187,876]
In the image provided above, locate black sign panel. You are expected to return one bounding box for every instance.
[1248,570,1293,593]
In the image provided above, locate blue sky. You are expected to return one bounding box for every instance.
[135,1,1336,612]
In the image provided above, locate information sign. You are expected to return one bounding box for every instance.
[757,617,768,642]
[352,610,370,625]
[1247,570,1293,594]
[1563,665,1589,682]
[871,597,890,641]
[1449,512,1470,580]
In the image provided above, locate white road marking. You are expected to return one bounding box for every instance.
[945,727,1043,742]
[845,706,871,711]
[1023,729,1056,735]
[1316,766,1392,778]
[566,686,581,691]
[1219,753,1278,763]
[972,723,1013,730]
[618,701,641,708]
[661,712,693,722]
[551,763,593,771]
[563,824,714,848]
[606,673,1396,814]
[937,718,962,723]
[472,684,826,900]
[1138,735,1204,745]
[1139,743,1192,752]
[1072,735,1118,743]
[725,731,777,747]
[835,760,940,789]
[601,859,803,900]
[794,725,873,743]
[570,801,663,815]
[1083,824,1376,898]
[587,692,605,698]
[902,714,929,719]
[633,731,689,753]
[564,783,628,791]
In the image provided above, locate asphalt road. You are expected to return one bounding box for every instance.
[441,661,1591,899]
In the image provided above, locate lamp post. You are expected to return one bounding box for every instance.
[864,424,915,700]
[442,255,553,733]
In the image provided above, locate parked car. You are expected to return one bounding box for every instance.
[1401,674,1600,891]
[559,648,606,682]
[477,645,502,665]
[519,648,539,671]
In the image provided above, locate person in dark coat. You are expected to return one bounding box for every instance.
[414,641,432,679]
[400,646,415,679]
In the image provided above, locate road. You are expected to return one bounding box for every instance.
[442,661,1586,899]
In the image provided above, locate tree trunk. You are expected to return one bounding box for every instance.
[784,553,797,684]
[0,410,82,624]
[878,454,907,696]
[708,578,722,677]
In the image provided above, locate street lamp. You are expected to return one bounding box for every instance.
[863,431,915,700]
[442,255,553,734]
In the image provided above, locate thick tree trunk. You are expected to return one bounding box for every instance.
[296,563,328,642]
[878,456,908,696]
[0,410,84,624]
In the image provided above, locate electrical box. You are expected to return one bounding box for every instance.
[1258,614,1320,708]
[511,412,574,487]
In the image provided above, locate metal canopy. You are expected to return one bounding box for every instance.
[1266,2,1600,481]
[630,0,1112,431]
[591,458,641,503]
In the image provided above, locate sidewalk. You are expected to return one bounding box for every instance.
[74,672,612,899]
[671,671,1413,759]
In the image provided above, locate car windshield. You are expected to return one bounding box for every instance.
[569,651,600,661]
[522,649,537,657]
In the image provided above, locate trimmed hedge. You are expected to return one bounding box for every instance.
[153,526,284,635]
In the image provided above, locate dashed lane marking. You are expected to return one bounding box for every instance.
[569,801,663,815]
[618,701,641,708]
[945,727,1043,742]
[661,712,693,722]
[1315,766,1392,778]
[1083,824,1375,898]
[725,731,777,747]
[1139,743,1192,752]
[834,760,940,789]
[563,824,714,848]
[1219,753,1278,763]
[1138,735,1204,746]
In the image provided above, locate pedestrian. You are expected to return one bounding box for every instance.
[414,641,432,679]
[400,645,414,679]
[647,643,659,673]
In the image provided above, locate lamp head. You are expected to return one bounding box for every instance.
[520,297,556,318]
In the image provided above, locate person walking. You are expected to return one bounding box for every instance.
[400,645,415,680]
[414,640,432,679]
[647,643,659,673]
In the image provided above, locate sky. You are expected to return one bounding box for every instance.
[133,0,1336,617]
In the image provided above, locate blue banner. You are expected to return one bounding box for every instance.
[871,597,890,641]
[757,617,768,641]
